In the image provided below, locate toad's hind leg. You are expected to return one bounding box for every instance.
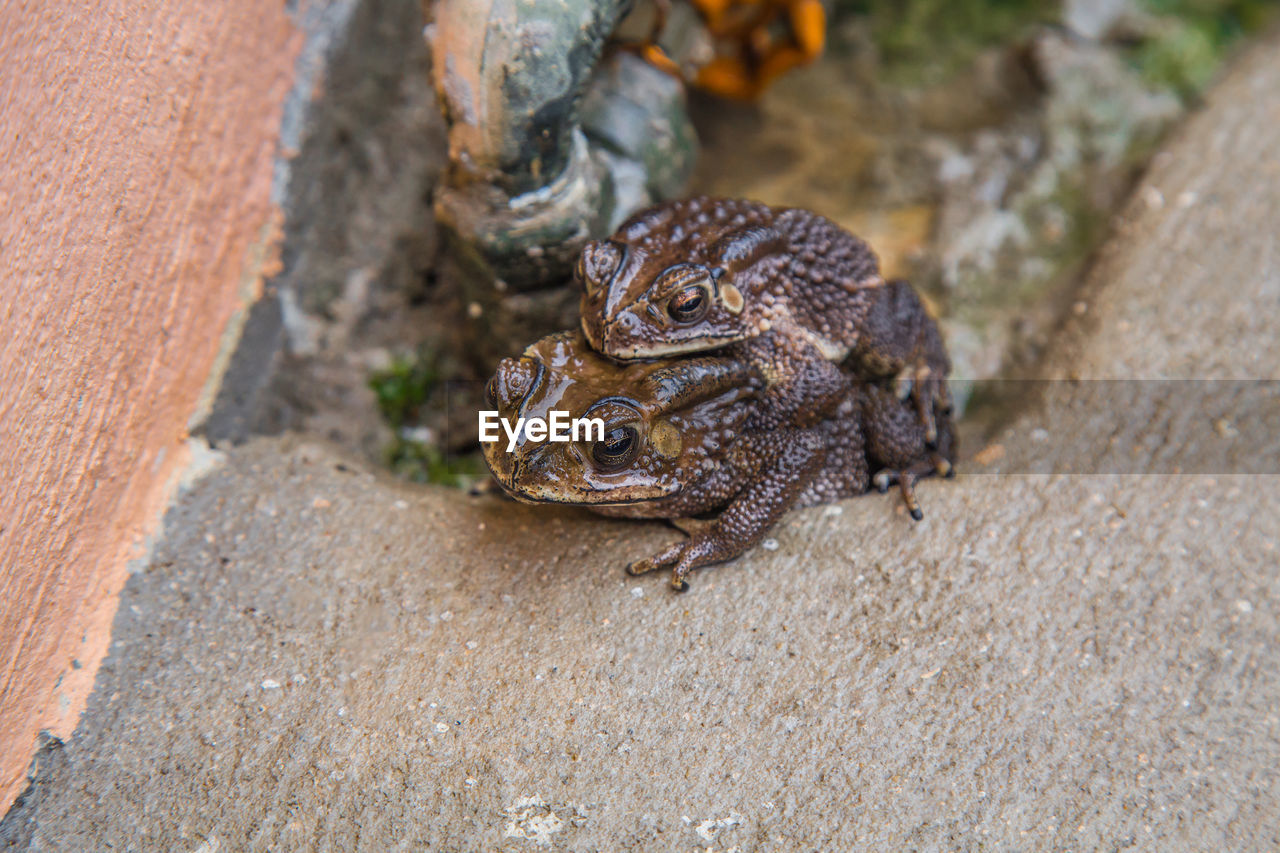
[850,278,952,446]
[627,434,824,591]
[860,383,956,520]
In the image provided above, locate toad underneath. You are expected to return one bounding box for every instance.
[482,332,953,590]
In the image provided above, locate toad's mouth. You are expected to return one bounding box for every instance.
[507,491,653,507]
[491,475,680,507]
[483,441,683,505]
[602,334,742,361]
[506,484,679,506]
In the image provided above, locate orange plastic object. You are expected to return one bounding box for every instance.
[665,0,827,99]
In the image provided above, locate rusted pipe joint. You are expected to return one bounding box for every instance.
[429,0,696,290]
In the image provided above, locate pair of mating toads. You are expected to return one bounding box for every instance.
[482,197,955,591]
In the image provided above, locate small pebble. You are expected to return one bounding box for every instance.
[261,679,280,690]
[973,444,1005,466]
[761,538,780,551]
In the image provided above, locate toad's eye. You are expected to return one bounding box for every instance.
[667,285,710,323]
[591,426,639,470]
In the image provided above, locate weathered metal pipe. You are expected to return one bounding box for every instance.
[430,0,694,290]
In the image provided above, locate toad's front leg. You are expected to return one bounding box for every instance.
[626,432,825,591]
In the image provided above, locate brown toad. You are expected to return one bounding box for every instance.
[576,196,953,445]
[481,331,953,590]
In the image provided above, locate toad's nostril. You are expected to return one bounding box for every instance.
[602,313,642,354]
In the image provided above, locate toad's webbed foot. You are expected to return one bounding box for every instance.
[872,454,953,521]
[625,535,736,592]
[626,519,716,590]
[625,518,757,592]
[626,539,691,590]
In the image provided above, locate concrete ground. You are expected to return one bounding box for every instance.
[5,36,1280,853]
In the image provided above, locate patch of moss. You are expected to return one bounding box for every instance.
[835,0,1057,81]
[369,352,440,430]
[384,439,486,489]
[835,0,1275,92]
[370,351,485,488]
[1132,0,1277,98]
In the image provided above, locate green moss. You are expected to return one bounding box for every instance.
[370,350,485,488]
[1132,0,1277,98]
[383,439,486,489]
[369,352,439,430]
[835,0,1057,81]
[834,0,1276,92]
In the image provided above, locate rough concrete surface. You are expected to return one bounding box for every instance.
[5,32,1280,853]
[0,0,301,810]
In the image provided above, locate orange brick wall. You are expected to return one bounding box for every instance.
[0,4,302,811]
